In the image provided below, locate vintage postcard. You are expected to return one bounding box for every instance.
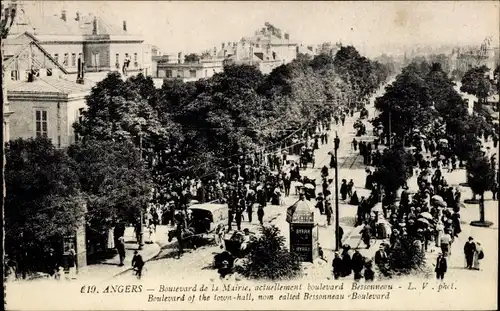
[2,1,499,310]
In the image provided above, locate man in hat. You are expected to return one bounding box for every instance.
[463,237,476,269]
[132,250,145,279]
[435,252,447,280]
[332,252,343,280]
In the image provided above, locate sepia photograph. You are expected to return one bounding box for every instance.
[2,1,499,310]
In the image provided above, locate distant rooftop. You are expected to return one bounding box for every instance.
[9,9,141,41]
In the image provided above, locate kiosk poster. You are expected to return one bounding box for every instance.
[3,1,498,311]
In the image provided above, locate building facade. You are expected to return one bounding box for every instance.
[9,9,146,81]
[4,32,92,148]
[153,52,224,82]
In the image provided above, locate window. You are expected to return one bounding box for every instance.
[71,53,76,67]
[35,110,48,138]
[189,70,196,78]
[11,70,18,81]
[166,70,172,78]
[54,54,59,63]
[134,53,138,67]
[63,53,69,66]
[78,108,85,123]
[205,70,207,77]
[115,53,120,68]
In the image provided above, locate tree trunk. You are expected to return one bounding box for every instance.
[479,193,485,223]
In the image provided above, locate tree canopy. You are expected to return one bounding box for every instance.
[67,139,153,231]
[5,138,85,251]
[73,47,391,180]
[460,65,492,103]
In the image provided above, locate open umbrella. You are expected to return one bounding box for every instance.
[417,218,430,226]
[432,195,444,202]
[295,182,303,187]
[190,200,199,204]
[304,184,315,190]
[439,138,448,144]
[419,212,433,220]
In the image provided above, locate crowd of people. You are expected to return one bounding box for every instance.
[325,127,494,282]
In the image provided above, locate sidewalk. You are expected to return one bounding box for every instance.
[77,225,171,282]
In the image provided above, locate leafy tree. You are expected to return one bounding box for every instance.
[385,235,427,276]
[466,150,496,226]
[310,54,334,71]
[241,225,302,280]
[373,147,413,204]
[374,68,437,144]
[5,138,85,271]
[68,139,153,232]
[493,64,500,92]
[460,65,492,105]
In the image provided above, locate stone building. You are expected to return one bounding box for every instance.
[9,8,148,82]
[4,32,92,148]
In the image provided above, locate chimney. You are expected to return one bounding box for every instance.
[76,58,85,84]
[92,17,97,35]
[75,12,80,21]
[61,10,67,22]
[178,52,184,64]
[122,21,127,32]
[284,33,289,40]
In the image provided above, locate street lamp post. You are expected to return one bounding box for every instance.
[334,133,340,251]
[388,109,392,148]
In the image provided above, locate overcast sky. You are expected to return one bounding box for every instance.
[25,1,499,56]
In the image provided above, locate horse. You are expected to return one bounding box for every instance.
[168,227,197,258]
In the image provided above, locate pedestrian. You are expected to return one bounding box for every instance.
[131,251,145,279]
[332,252,342,280]
[363,261,375,282]
[347,179,354,197]
[341,246,352,277]
[352,138,358,151]
[46,248,58,278]
[325,199,333,225]
[329,154,336,169]
[463,236,476,269]
[492,180,498,200]
[473,241,484,270]
[257,205,265,225]
[316,193,325,214]
[439,230,452,257]
[66,246,77,280]
[361,222,372,249]
[235,206,243,231]
[351,250,364,281]
[116,236,126,267]
[435,252,447,280]
[340,179,348,201]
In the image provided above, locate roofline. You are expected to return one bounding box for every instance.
[6,32,69,75]
[7,90,89,102]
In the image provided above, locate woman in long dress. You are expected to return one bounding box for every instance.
[473,242,483,270]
